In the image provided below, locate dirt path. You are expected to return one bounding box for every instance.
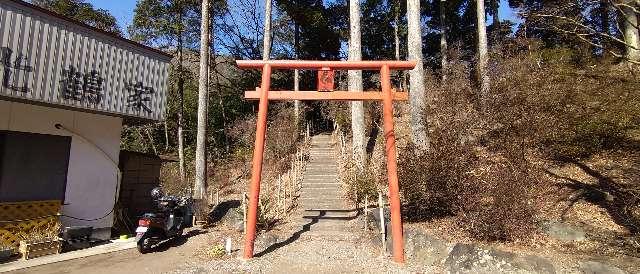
[5,230,212,274]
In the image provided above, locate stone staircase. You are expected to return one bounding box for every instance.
[300,134,343,210]
[293,134,359,240]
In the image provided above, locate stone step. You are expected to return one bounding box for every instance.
[307,164,336,168]
[305,166,338,172]
[301,203,347,210]
[301,190,341,194]
[308,161,338,164]
[300,195,343,200]
[300,200,344,205]
[304,176,338,180]
[302,184,342,188]
[291,219,354,229]
[304,173,338,177]
[302,209,359,218]
[300,192,342,196]
[295,232,361,242]
[300,197,343,201]
[302,180,339,184]
[304,167,338,172]
[305,164,338,168]
[300,190,342,195]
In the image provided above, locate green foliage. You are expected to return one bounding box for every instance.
[128,0,203,49]
[31,0,122,35]
[206,244,226,259]
[275,0,343,60]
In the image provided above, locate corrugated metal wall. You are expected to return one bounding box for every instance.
[0,1,170,121]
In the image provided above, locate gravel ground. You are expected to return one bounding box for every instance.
[172,232,440,274]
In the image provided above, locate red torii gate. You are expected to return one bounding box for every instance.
[237,60,415,264]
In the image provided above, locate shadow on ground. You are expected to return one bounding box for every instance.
[254,209,360,257]
[152,229,207,253]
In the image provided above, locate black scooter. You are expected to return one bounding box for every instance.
[135,188,193,253]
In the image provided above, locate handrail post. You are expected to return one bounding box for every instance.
[243,63,272,259]
[380,64,405,263]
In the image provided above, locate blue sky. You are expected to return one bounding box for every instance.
[88,0,522,38]
[87,0,137,36]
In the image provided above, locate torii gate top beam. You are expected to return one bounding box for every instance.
[236,60,416,70]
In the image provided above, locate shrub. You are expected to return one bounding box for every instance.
[460,159,537,241]
[398,53,538,241]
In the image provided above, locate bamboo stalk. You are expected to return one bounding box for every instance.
[288,170,292,200]
[277,176,282,214]
[364,195,369,231]
[379,191,386,253]
[216,188,220,206]
[243,192,247,231]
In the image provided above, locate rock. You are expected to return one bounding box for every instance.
[369,226,450,267]
[444,243,555,274]
[541,221,586,242]
[208,200,243,231]
[579,261,626,274]
[404,229,450,266]
[232,220,244,232]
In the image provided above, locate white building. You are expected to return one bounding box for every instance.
[0,0,170,239]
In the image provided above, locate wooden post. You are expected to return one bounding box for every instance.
[216,188,220,206]
[379,191,386,253]
[277,176,282,214]
[364,195,369,231]
[243,192,248,232]
[288,170,292,199]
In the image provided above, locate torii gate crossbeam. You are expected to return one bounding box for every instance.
[237,60,415,264]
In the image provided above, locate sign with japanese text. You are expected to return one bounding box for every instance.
[0,0,171,121]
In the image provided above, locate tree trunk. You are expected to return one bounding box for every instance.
[490,0,499,29]
[407,0,429,151]
[177,14,186,185]
[263,0,272,60]
[294,11,301,129]
[600,0,610,55]
[194,0,210,200]
[294,69,300,125]
[622,0,640,62]
[164,119,169,151]
[394,0,400,61]
[476,0,490,111]
[349,0,365,166]
[440,0,448,81]
[490,0,500,43]
[394,0,405,90]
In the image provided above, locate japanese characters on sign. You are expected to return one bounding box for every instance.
[317,69,335,92]
[126,81,155,113]
[60,66,104,104]
[0,0,170,121]
[1,47,33,93]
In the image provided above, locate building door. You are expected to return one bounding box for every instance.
[0,131,71,202]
